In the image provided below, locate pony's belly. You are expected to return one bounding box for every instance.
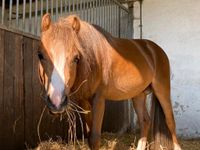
[104,81,150,100]
[105,90,141,100]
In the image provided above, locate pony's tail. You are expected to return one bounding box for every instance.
[150,93,173,150]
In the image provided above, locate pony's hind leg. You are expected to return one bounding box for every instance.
[152,81,181,150]
[132,92,151,150]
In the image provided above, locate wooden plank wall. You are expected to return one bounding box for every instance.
[0,28,68,149]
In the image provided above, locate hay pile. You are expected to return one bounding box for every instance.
[35,133,137,150]
[35,140,88,150]
[35,100,200,150]
[34,132,200,150]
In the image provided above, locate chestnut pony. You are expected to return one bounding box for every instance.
[38,14,181,150]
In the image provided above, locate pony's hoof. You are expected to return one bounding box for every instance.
[174,143,182,150]
[136,137,147,150]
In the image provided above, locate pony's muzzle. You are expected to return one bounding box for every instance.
[43,94,68,114]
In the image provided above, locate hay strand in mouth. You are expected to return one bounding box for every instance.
[64,100,91,148]
[68,103,85,145]
[37,106,47,142]
[69,100,90,114]
[37,87,90,148]
[69,80,87,97]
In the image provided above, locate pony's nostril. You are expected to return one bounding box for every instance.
[60,95,68,108]
[61,95,66,103]
[43,93,67,113]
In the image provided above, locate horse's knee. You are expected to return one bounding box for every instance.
[89,133,101,150]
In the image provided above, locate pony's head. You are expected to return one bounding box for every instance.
[38,14,83,113]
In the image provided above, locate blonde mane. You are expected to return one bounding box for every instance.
[46,15,112,99]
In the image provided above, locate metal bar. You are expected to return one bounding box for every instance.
[86,0,88,21]
[1,0,5,24]
[98,0,101,26]
[9,0,13,26]
[51,0,53,19]
[35,0,38,35]
[76,0,78,15]
[96,0,98,25]
[41,0,43,18]
[22,0,26,29]
[82,0,84,19]
[119,0,139,3]
[72,0,75,12]
[123,10,126,38]
[56,0,58,19]
[46,0,49,13]
[89,0,91,22]
[132,1,134,38]
[108,0,110,30]
[91,0,93,23]
[80,0,83,19]
[29,0,32,32]
[84,0,86,21]
[61,0,63,16]
[95,0,98,24]
[111,0,113,34]
[101,0,102,28]
[139,0,143,39]
[113,2,116,35]
[99,0,106,29]
[16,0,19,26]
[113,0,129,13]
[64,0,67,13]
[115,4,118,36]
[118,6,121,38]
[92,0,96,24]
[105,0,107,31]
[75,0,77,13]
[68,0,71,14]
[108,0,111,33]
[91,0,94,23]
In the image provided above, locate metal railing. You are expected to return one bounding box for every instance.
[0,0,132,38]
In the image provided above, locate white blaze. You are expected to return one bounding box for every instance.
[48,47,66,108]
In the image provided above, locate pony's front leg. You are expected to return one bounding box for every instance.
[79,100,92,135]
[132,93,150,150]
[89,94,105,150]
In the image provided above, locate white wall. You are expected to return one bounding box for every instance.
[134,0,200,138]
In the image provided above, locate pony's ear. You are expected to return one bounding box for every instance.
[41,13,51,32]
[72,16,81,33]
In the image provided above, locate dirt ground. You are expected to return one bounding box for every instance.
[34,132,200,150]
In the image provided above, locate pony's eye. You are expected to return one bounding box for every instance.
[37,51,44,60]
[73,56,80,64]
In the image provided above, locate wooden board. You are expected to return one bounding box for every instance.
[13,31,24,149]
[0,29,5,148]
[2,31,16,149]
[23,36,35,147]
